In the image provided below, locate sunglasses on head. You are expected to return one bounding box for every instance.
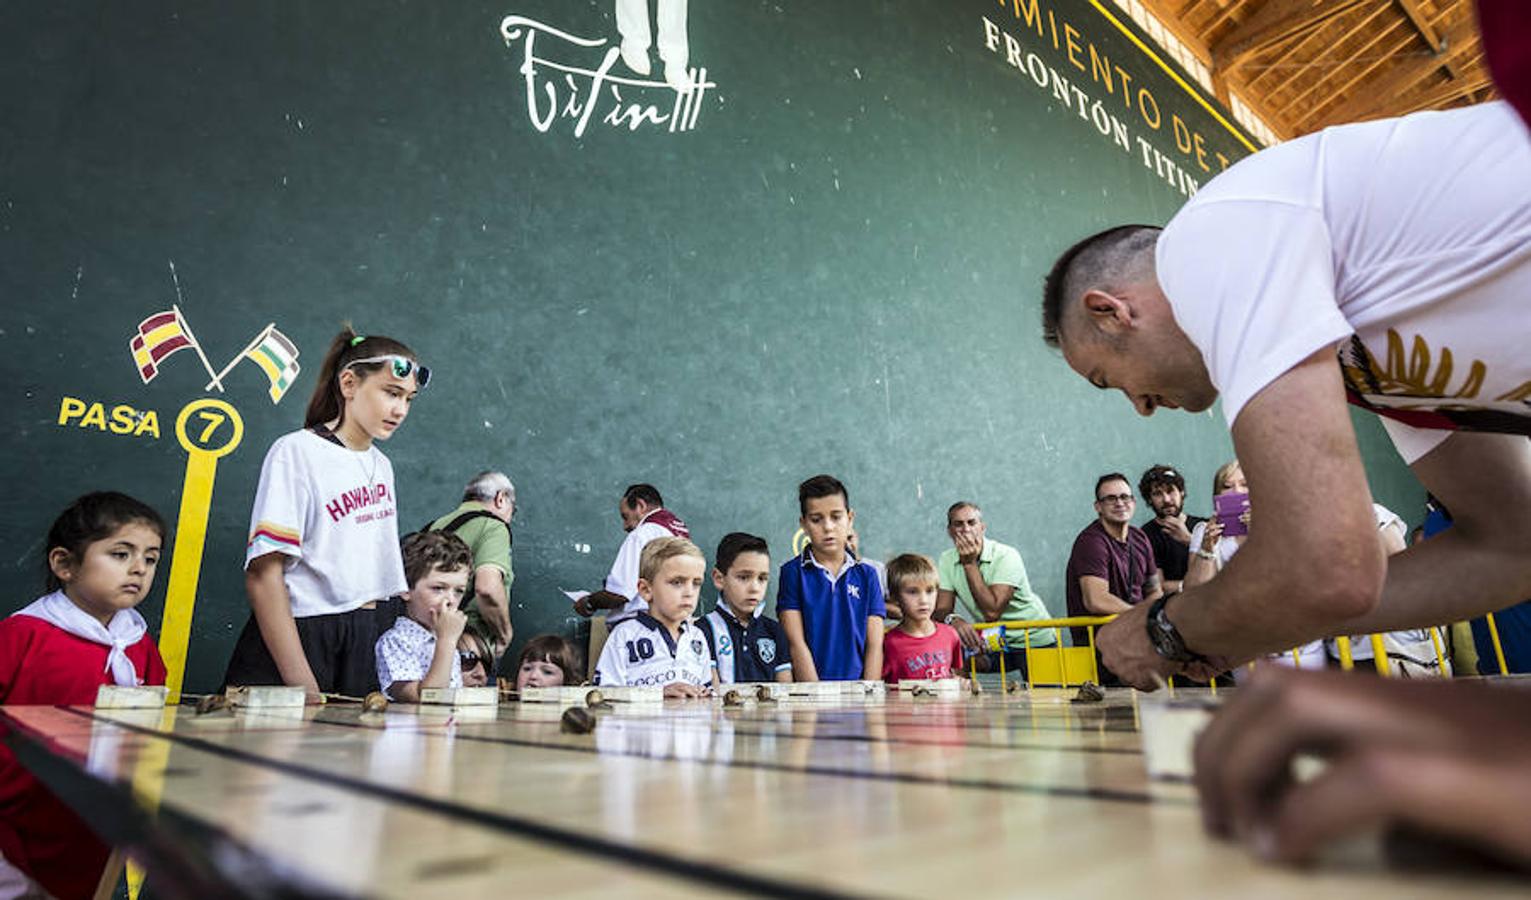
[345,355,431,389]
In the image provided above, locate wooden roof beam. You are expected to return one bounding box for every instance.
[1317,19,1479,125]
[1393,0,1460,79]
[1406,70,1493,111]
[1202,1,1247,36]
[1263,2,1398,109]
[1212,0,1374,72]
[1135,0,1218,63]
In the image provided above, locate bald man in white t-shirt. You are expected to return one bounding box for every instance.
[1040,101,1531,691]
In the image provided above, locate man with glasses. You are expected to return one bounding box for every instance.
[1065,473,1160,682]
[425,471,516,653]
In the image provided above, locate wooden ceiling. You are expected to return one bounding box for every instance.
[1139,0,1497,140]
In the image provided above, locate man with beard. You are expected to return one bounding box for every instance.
[1138,465,1205,597]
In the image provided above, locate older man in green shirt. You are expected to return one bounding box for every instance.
[427,471,516,652]
[933,501,1055,671]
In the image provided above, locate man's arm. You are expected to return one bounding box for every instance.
[1339,431,1531,633]
[586,526,654,614]
[933,588,956,621]
[472,565,513,648]
[1078,576,1134,615]
[780,609,819,681]
[935,588,984,650]
[575,590,630,616]
[1166,349,1385,660]
[958,562,1011,621]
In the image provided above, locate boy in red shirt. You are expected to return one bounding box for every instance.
[881,554,963,684]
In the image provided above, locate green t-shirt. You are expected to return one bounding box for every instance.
[428,502,514,620]
[937,539,1055,649]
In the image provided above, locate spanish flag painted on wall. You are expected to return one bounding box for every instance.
[128,308,196,383]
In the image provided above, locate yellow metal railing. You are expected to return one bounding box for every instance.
[967,610,1510,689]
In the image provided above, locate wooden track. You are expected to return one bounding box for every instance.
[4,687,1524,898]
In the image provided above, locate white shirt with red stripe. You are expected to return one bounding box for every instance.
[245,429,407,618]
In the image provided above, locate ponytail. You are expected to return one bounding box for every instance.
[303,325,418,429]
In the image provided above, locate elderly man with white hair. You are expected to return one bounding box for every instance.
[425,470,516,651]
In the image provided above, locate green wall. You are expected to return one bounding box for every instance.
[0,0,1421,690]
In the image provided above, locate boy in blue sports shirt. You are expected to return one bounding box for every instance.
[778,475,886,681]
[697,532,793,684]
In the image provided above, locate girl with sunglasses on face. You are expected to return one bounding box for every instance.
[456,626,494,688]
[224,327,430,701]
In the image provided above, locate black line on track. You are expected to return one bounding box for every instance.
[278,709,1180,807]
[453,709,1144,756]
[58,707,871,900]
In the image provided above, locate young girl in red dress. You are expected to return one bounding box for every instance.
[0,492,168,899]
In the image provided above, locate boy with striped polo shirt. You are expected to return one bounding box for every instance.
[697,532,793,685]
[778,475,886,681]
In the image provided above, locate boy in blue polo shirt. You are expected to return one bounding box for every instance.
[697,532,793,684]
[778,475,886,681]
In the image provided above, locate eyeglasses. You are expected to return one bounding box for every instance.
[345,355,431,389]
[1096,493,1135,505]
[458,650,485,669]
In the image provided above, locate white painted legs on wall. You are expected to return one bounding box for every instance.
[616,0,692,91]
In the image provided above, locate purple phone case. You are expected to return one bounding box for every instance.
[1214,492,1250,537]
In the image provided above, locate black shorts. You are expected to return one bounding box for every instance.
[223,600,403,697]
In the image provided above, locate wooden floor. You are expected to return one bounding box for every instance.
[5,686,1525,899]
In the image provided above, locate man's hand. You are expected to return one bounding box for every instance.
[574,590,626,617]
[663,682,705,699]
[1193,665,1531,870]
[954,533,983,565]
[1158,515,1193,545]
[948,615,984,651]
[1095,604,1184,690]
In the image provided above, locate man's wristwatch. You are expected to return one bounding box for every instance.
[943,614,959,625]
[1146,595,1202,664]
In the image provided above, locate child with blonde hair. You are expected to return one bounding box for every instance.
[595,537,717,698]
[881,553,963,684]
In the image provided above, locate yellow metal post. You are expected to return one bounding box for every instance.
[1369,634,1392,676]
[1335,636,1355,671]
[1485,613,1510,676]
[1024,629,1033,690]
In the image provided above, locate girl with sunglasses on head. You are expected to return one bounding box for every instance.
[224,327,430,701]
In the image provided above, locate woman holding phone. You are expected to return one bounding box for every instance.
[1185,460,1326,676]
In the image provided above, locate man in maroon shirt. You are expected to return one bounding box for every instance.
[1065,473,1162,683]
